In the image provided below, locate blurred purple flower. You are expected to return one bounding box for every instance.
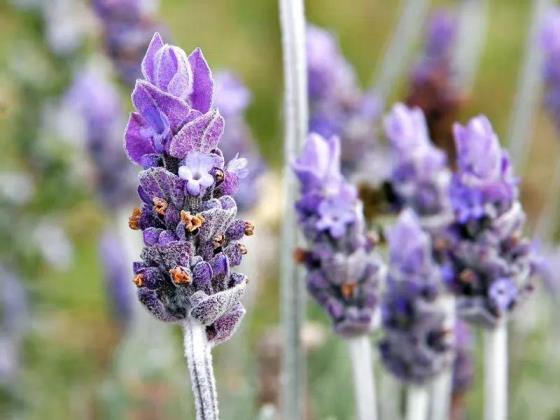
[540,7,560,133]
[307,25,381,174]
[452,320,474,395]
[444,116,533,328]
[124,33,252,345]
[293,133,383,337]
[379,210,453,385]
[66,68,136,207]
[384,104,452,222]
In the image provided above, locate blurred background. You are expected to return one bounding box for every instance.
[1,0,559,419]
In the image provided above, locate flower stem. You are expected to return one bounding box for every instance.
[346,335,378,420]
[429,296,455,420]
[507,0,552,173]
[406,385,429,420]
[278,0,308,418]
[372,0,430,103]
[183,318,219,420]
[483,322,508,420]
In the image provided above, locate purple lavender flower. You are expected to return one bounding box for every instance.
[99,230,134,327]
[384,103,452,224]
[379,210,453,385]
[444,116,533,328]
[213,72,265,212]
[307,25,381,174]
[540,7,560,133]
[66,68,136,208]
[407,10,462,159]
[124,33,252,346]
[93,0,163,86]
[293,133,382,337]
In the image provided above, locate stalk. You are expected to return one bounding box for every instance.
[346,335,378,420]
[429,296,456,420]
[451,0,489,91]
[406,385,429,420]
[483,322,508,420]
[507,0,552,173]
[372,0,431,103]
[278,0,308,418]
[183,317,219,420]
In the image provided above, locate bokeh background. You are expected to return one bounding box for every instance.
[1,0,559,419]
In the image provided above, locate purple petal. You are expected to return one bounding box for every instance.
[189,282,246,325]
[168,110,225,158]
[141,32,165,84]
[124,112,156,165]
[138,167,186,209]
[188,48,214,113]
[207,303,246,345]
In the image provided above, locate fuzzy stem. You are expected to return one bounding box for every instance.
[507,0,551,173]
[278,0,308,418]
[346,336,378,420]
[372,0,430,103]
[380,372,402,420]
[406,385,429,420]
[451,0,489,91]
[534,158,560,241]
[183,318,219,420]
[483,322,508,420]
[429,296,456,420]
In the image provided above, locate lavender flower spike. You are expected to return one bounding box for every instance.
[379,210,453,385]
[124,33,253,420]
[445,116,533,328]
[384,103,452,228]
[541,8,560,133]
[294,133,383,337]
[294,133,382,420]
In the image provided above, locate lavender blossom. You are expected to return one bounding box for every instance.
[444,116,533,328]
[213,72,265,211]
[307,25,381,174]
[407,10,463,159]
[379,210,453,385]
[384,103,452,226]
[293,133,382,337]
[66,68,136,208]
[124,32,251,345]
[93,0,163,86]
[540,7,560,133]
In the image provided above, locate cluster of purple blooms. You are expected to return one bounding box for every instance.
[213,72,265,212]
[93,0,163,86]
[293,133,382,337]
[379,210,453,384]
[540,8,560,133]
[384,103,452,227]
[307,25,381,175]
[66,69,136,208]
[124,33,252,344]
[444,116,533,328]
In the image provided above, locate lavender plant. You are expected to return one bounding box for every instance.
[379,209,453,385]
[124,33,253,419]
[293,133,382,420]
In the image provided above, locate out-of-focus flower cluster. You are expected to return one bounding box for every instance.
[93,0,163,86]
[384,103,452,228]
[379,210,453,384]
[293,134,382,337]
[124,33,253,344]
[443,117,533,328]
[540,7,560,134]
[307,25,381,176]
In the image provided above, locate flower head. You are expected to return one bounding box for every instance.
[123,33,252,345]
[540,7,560,133]
[293,134,383,337]
[379,210,453,385]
